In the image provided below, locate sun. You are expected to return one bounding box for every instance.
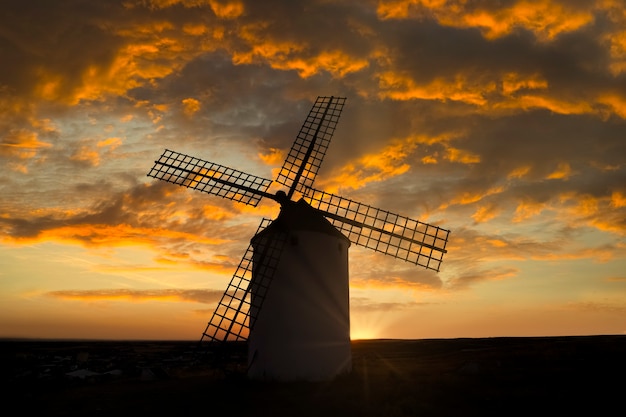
[350,323,382,340]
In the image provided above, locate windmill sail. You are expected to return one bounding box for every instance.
[275,96,346,197]
[201,219,288,343]
[303,188,449,272]
[148,149,273,207]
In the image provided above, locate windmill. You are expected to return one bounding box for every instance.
[147,96,450,381]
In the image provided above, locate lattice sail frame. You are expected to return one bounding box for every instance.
[148,149,272,207]
[201,219,288,343]
[304,188,449,272]
[276,96,346,196]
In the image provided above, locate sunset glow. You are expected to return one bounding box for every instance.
[1,0,624,341]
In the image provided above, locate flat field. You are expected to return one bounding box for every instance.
[2,336,625,416]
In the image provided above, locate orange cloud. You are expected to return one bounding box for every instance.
[378,71,495,105]
[501,72,548,96]
[510,95,593,115]
[486,238,508,248]
[232,23,368,78]
[611,191,626,208]
[377,0,446,20]
[287,50,369,78]
[472,204,501,223]
[607,38,626,75]
[546,162,573,180]
[513,200,545,222]
[0,129,52,159]
[182,23,206,36]
[182,98,201,116]
[232,25,305,62]
[589,217,626,235]
[201,204,236,221]
[209,0,244,19]
[445,146,480,164]
[29,15,226,105]
[446,185,505,207]
[507,165,531,179]
[318,136,418,192]
[598,94,626,119]
[128,0,243,19]
[459,1,592,41]
[377,0,593,41]
[560,193,598,217]
[234,40,368,78]
[97,137,123,150]
[2,222,227,249]
[378,68,622,118]
[421,155,438,164]
[67,137,123,167]
[599,1,626,75]
[258,148,285,166]
[319,133,466,193]
[556,192,626,235]
[70,146,101,167]
[237,199,281,218]
[377,69,608,118]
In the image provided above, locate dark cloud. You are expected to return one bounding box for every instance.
[0,1,124,99]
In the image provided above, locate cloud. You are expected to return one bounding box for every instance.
[98,137,123,150]
[471,203,501,224]
[376,0,594,41]
[350,296,433,313]
[0,92,57,173]
[181,97,201,117]
[46,288,224,304]
[445,266,519,291]
[565,300,626,315]
[69,145,101,167]
[446,225,623,272]
[0,128,52,159]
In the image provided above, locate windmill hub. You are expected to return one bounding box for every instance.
[274,190,289,206]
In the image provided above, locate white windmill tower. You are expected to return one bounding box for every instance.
[147,96,450,381]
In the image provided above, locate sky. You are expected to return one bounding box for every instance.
[1,0,625,341]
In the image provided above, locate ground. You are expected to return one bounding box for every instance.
[2,335,624,416]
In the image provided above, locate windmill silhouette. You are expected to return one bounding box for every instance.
[147,96,450,381]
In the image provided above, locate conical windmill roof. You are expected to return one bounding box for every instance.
[252,199,350,244]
